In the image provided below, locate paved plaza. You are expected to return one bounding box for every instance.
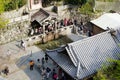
[0,41,57,80]
[0,33,87,80]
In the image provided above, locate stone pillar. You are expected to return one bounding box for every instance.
[42,24,47,43]
[54,21,59,39]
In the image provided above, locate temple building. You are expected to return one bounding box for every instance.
[27,0,42,10]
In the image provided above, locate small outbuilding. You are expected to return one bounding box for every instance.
[90,13,120,40]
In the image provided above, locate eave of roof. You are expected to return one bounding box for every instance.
[45,49,77,79]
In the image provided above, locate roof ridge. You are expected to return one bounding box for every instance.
[69,31,110,46]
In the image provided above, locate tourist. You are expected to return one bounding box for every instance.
[41,57,45,67]
[41,67,46,80]
[37,59,41,69]
[22,41,26,51]
[87,30,92,37]
[3,66,9,75]
[45,54,48,63]
[53,73,58,80]
[46,67,51,79]
[52,68,56,79]
[20,40,26,50]
[20,40,24,47]
[74,19,77,26]
[30,29,34,36]
[64,18,67,26]
[62,72,65,80]
[60,19,64,27]
[29,60,34,70]
[58,68,62,80]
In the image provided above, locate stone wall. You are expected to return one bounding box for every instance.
[95,1,120,12]
[0,6,31,45]
[0,21,30,44]
[24,25,74,46]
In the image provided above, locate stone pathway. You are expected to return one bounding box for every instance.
[0,40,58,80]
[0,33,85,80]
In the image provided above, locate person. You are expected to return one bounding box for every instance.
[53,73,58,80]
[20,40,24,47]
[64,18,67,26]
[46,67,51,79]
[58,68,62,80]
[52,69,56,79]
[45,54,48,63]
[60,19,64,27]
[29,60,34,70]
[23,41,26,50]
[74,19,77,26]
[21,40,26,50]
[3,66,9,75]
[62,72,65,80]
[41,57,45,67]
[41,67,46,80]
[37,59,41,69]
[87,30,92,37]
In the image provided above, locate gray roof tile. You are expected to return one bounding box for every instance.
[46,31,120,79]
[66,31,120,79]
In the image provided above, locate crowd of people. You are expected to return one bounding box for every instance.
[77,21,93,37]
[29,54,66,80]
[28,17,78,37]
[28,17,93,37]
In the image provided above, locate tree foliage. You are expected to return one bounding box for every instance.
[78,0,95,14]
[79,2,93,14]
[0,0,4,14]
[42,0,88,7]
[3,0,26,11]
[94,59,120,80]
[64,0,87,5]
[0,0,8,29]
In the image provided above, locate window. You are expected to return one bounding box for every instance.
[34,0,39,4]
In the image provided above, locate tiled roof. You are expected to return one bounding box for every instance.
[31,9,49,23]
[91,13,120,30]
[31,8,58,24]
[66,31,120,79]
[45,48,77,79]
[46,31,120,79]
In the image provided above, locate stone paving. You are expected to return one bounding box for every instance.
[0,33,86,80]
[0,40,57,80]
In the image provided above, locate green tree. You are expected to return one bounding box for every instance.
[0,0,8,29]
[79,2,93,14]
[4,0,26,11]
[0,0,4,14]
[63,0,87,5]
[94,59,120,80]
[0,0,8,30]
[0,16,8,29]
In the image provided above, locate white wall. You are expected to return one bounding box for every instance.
[28,0,42,10]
